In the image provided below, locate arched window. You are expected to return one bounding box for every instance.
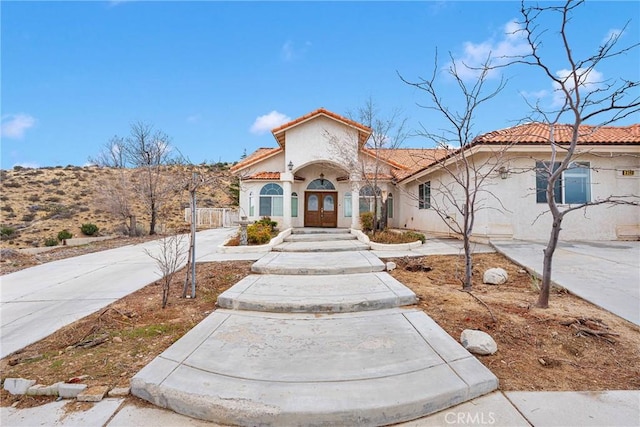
[387,193,394,219]
[291,192,298,217]
[344,192,352,217]
[359,185,381,214]
[307,179,335,190]
[259,183,283,216]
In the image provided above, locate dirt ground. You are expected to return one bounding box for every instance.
[1,248,639,409]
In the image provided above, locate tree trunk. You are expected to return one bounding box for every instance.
[463,234,473,290]
[537,217,563,308]
[129,215,136,237]
[149,201,157,235]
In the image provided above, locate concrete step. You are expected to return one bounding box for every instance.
[291,227,351,235]
[217,272,417,313]
[284,233,356,242]
[251,251,385,275]
[273,240,369,252]
[131,308,498,427]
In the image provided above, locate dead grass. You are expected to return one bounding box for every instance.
[0,165,234,251]
[2,252,638,410]
[388,254,640,391]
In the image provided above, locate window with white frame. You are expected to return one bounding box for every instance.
[418,182,431,209]
[259,183,283,216]
[249,191,255,216]
[536,161,591,204]
[344,192,352,217]
[291,192,298,217]
[359,185,381,214]
[387,193,394,218]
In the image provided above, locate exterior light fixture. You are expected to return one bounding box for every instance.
[320,172,325,185]
[499,166,508,180]
[288,161,294,171]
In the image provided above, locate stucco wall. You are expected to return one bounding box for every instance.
[397,150,640,241]
[285,116,359,171]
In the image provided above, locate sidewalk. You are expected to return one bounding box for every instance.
[492,239,640,326]
[0,228,239,358]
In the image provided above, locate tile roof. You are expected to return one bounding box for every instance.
[245,171,280,180]
[473,122,640,145]
[230,147,283,172]
[272,108,372,148]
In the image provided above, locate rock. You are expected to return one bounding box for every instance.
[108,387,130,397]
[77,385,109,402]
[483,268,508,285]
[26,382,62,396]
[460,329,498,355]
[112,336,123,343]
[3,378,36,395]
[58,383,87,399]
[386,261,397,271]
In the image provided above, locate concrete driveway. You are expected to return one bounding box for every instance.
[0,228,239,359]
[492,240,640,326]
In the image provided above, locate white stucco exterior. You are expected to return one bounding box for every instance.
[232,109,639,241]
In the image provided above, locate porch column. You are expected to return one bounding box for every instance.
[282,172,293,230]
[350,177,360,230]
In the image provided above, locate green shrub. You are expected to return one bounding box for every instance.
[44,237,58,247]
[57,229,73,241]
[80,223,99,236]
[403,231,426,243]
[247,223,272,245]
[255,216,278,232]
[1,226,15,239]
[360,211,374,232]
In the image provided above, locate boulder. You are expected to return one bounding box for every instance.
[3,378,36,395]
[483,268,508,285]
[460,329,498,355]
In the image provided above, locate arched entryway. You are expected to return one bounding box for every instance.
[304,178,337,227]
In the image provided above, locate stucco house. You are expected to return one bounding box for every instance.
[231,108,640,241]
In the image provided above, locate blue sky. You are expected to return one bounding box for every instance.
[2,1,639,169]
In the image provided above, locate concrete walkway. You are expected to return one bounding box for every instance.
[492,239,640,326]
[131,229,498,425]
[0,228,238,359]
[2,231,639,426]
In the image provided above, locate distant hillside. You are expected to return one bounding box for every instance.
[0,164,236,249]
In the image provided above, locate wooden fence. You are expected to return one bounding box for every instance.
[184,208,239,228]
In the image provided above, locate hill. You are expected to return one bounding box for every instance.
[0,164,236,250]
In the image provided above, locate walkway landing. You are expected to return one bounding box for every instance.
[132,228,498,426]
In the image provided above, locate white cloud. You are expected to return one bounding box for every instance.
[450,19,531,81]
[250,111,291,134]
[13,162,40,169]
[1,114,36,139]
[552,67,604,106]
[186,114,202,124]
[280,40,311,62]
[603,28,623,44]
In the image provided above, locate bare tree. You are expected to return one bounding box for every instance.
[399,53,512,290]
[516,0,640,307]
[122,122,180,235]
[144,234,188,308]
[326,98,408,233]
[88,136,126,168]
[95,169,138,236]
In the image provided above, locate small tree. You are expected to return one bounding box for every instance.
[123,122,179,235]
[88,136,126,168]
[326,97,408,233]
[144,234,187,308]
[516,0,640,307]
[400,53,513,290]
